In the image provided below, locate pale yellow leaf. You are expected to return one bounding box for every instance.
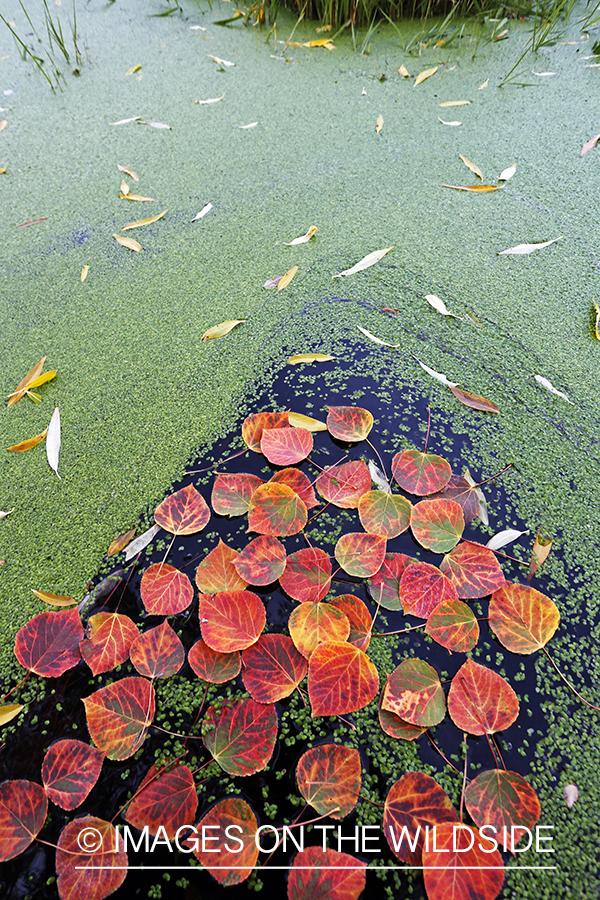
[316,24,332,32]
[119,193,156,202]
[125,64,141,76]
[498,162,516,182]
[6,428,48,452]
[287,353,335,365]
[459,154,483,180]
[302,39,334,47]
[31,589,77,607]
[0,120,7,133]
[108,528,137,556]
[122,209,167,230]
[120,179,129,197]
[289,412,328,431]
[594,302,600,341]
[494,29,508,40]
[478,79,489,90]
[375,114,384,133]
[81,264,90,282]
[398,65,410,78]
[201,319,246,340]
[0,166,6,174]
[441,184,499,192]
[118,164,139,182]
[284,226,317,246]
[7,357,46,407]
[27,370,57,390]
[333,247,393,278]
[438,118,461,127]
[114,233,142,251]
[439,100,470,107]
[0,705,23,726]
[414,66,438,86]
[529,530,552,577]
[277,266,298,290]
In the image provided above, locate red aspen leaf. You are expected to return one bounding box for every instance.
[140,563,194,615]
[329,594,372,651]
[326,405,374,441]
[489,582,559,654]
[296,744,361,819]
[465,769,541,837]
[242,410,289,452]
[288,846,366,900]
[191,798,258,886]
[248,482,308,537]
[14,608,83,677]
[202,697,277,776]
[378,703,426,741]
[289,602,350,658]
[440,540,506,599]
[211,472,264,516]
[0,780,48,861]
[367,552,414,611]
[422,823,504,900]
[195,539,248,594]
[358,490,412,538]
[308,641,379,716]
[241,633,307,702]
[188,638,241,683]
[83,676,155,760]
[425,598,479,652]
[383,772,458,865]
[410,498,465,553]
[269,467,319,508]
[279,547,332,602]
[41,740,105,811]
[450,385,500,413]
[448,659,519,735]
[124,763,198,838]
[233,535,287,586]
[399,561,458,619]
[56,816,127,900]
[334,532,386,577]
[80,612,139,676]
[431,474,481,522]
[391,449,452,496]
[198,590,265,653]
[107,527,136,556]
[261,426,313,465]
[315,459,371,508]
[381,659,446,727]
[129,620,185,679]
[154,484,210,535]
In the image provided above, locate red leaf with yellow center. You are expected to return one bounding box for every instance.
[56,816,128,900]
[448,659,519,735]
[425,598,480,652]
[195,539,248,594]
[261,426,313,465]
[315,459,371,508]
[383,773,458,865]
[381,658,446,727]
[399,561,458,619]
[279,547,332,602]
[358,490,412,538]
[241,634,307,702]
[198,590,265,653]
[422,823,504,900]
[432,474,481,522]
[141,563,194,615]
[269,468,319,508]
[296,744,361,819]
[129,620,185,679]
[233,535,287,586]
[334,532,386,577]
[0,780,48,861]
[367,552,414,611]
[329,594,372,651]
[42,740,105,811]
[83,676,155,760]
[188,638,241,683]
[289,602,350,658]
[191,798,259,886]
[288,846,366,900]
[211,473,264,516]
[202,698,277,776]
[154,484,210,535]
[124,763,198,838]
[14,608,83,677]
[242,410,289,452]
[308,641,379,716]
[440,540,506,599]
[248,482,307,537]
[391,449,452,496]
[326,405,374,442]
[465,769,541,837]
[410,498,465,553]
[489,582,560,654]
[80,612,139,676]
[378,702,426,741]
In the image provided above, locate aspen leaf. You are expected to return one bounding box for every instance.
[117,164,139,181]
[288,411,328,431]
[498,162,516,181]
[357,325,399,347]
[192,203,213,220]
[114,234,142,252]
[440,100,470,107]
[209,55,235,66]
[441,184,499,192]
[284,225,317,245]
[80,265,89,282]
[6,428,47,452]
[413,356,458,387]
[376,114,384,133]
[31,589,77,607]
[439,118,461,126]
[424,294,461,319]
[580,133,600,157]
[124,64,141,75]
[398,64,410,77]
[533,374,572,404]
[119,193,156,201]
[459,154,483,179]
[46,407,61,479]
[195,95,224,104]
[333,246,393,278]
[498,237,562,255]
[0,704,23,726]
[287,353,334,364]
[414,66,438,85]
[201,319,246,340]
[122,209,167,230]
[277,265,298,290]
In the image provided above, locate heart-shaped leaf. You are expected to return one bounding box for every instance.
[195,539,248,594]
[241,634,307,702]
[334,532,386,577]
[188,638,241,683]
[154,484,210,535]
[56,816,128,900]
[14,608,83,677]
[308,641,379,716]
[381,659,446,727]
[269,468,319,508]
[448,659,519,735]
[440,541,505,599]
[328,594,372,651]
[431,474,481,522]
[248,482,308,536]
[202,698,277,776]
[425,598,479,652]
[315,459,372,508]
[42,740,105,811]
[489,582,560,654]
[279,547,332,602]
[124,763,198,838]
[367,552,414,611]
[289,602,350,658]
[399,561,458,619]
[261,426,313,465]
[129,620,185,679]
[410,498,465,553]
[83,676,155,760]
[384,772,458,864]
[191,798,259,886]
[0,780,48,861]
[233,535,287,586]
[288,846,366,900]
[296,745,361,819]
[358,490,412,538]
[378,703,426,741]
[392,449,452,496]
[465,769,541,835]
[80,612,139,676]
[326,406,374,441]
[198,590,265,653]
[422,823,504,900]
[242,411,289,452]
[140,563,194,615]
[211,473,264,516]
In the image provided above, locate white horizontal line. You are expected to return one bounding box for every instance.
[76,866,558,871]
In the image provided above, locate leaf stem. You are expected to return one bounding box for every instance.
[184,446,248,475]
[426,732,462,775]
[543,647,600,712]
[460,733,468,823]
[372,623,425,638]
[366,437,388,481]
[423,405,432,454]
[1,670,30,703]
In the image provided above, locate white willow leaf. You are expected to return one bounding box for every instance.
[439,100,470,107]
[195,94,224,105]
[192,203,213,221]
[368,460,391,493]
[189,25,207,30]
[413,356,458,387]
[463,469,489,525]
[459,154,483,180]
[478,79,489,90]
[486,528,529,551]
[398,65,410,78]
[118,164,139,182]
[238,122,258,129]
[424,294,462,319]
[375,114,384,133]
[80,265,90,283]
[534,374,573,404]
[46,407,61,479]
[333,246,393,278]
[114,234,142,252]
[0,508,15,519]
[284,226,318,245]
[140,121,172,130]
[357,325,399,348]
[414,66,438,86]
[122,210,167,230]
[110,116,141,125]
[124,524,160,561]
[439,118,462,126]
[498,237,562,255]
[209,55,235,67]
[498,163,516,182]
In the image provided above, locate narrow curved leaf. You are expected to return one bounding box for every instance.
[198,590,265,652]
[288,846,366,899]
[248,482,307,537]
[315,459,372,508]
[56,816,128,900]
[289,602,350,658]
[441,183,500,192]
[459,153,483,179]
[334,532,386,577]
[201,319,246,340]
[392,449,452,496]
[242,410,290,451]
[46,406,61,478]
[0,704,23,726]
[192,799,259,886]
[211,473,264,516]
[188,638,241,683]
[154,484,210,536]
[261,426,313,465]
[203,698,277,775]
[499,238,562,256]
[465,769,541,835]
[381,659,446,727]
[107,528,136,556]
[288,352,333,364]
[410,498,464,553]
[288,411,328,431]
[129,620,185,679]
[31,589,77,607]
[278,265,298,290]
[269,467,319,508]
[329,594,372,651]
[279,547,332,602]
[41,740,105,811]
[425,598,479,651]
[384,773,458,864]
[122,209,167,230]
[0,780,48,861]
[242,633,307,702]
[440,540,506,599]
[326,406,374,441]
[140,563,194,615]
[308,641,379,716]
[422,823,504,900]
[450,385,500,413]
[80,612,139,675]
[489,582,559,654]
[83,676,155,760]
[7,356,46,406]
[358,490,412,538]
[399,561,458,618]
[448,659,519,735]
[296,745,361,819]
[414,66,438,85]
[367,552,414,611]
[14,608,83,677]
[195,539,248,593]
[234,535,287,585]
[124,764,197,838]
[114,232,142,251]
[6,428,48,452]
[332,246,393,278]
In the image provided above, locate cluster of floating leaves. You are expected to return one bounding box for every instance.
[1,405,568,900]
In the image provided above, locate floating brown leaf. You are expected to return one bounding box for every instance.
[6,429,47,452]
[31,589,77,607]
[449,386,499,413]
[107,528,137,556]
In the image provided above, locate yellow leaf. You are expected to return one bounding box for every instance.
[302,39,336,47]
[0,166,6,174]
[283,226,317,246]
[119,193,156,202]
[0,704,23,726]
[478,79,489,91]
[125,64,142,75]
[118,164,139,182]
[120,180,129,197]
[114,233,142,252]
[287,353,335,365]
[6,428,48,452]
[494,29,508,40]
[459,154,483,180]
[316,24,332,32]
[594,302,600,341]
[122,209,167,230]
[27,370,57,390]
[414,66,438,86]
[439,100,471,107]
[31,589,77,607]
[0,120,7,133]
[440,184,499,192]
[81,264,90,282]
[376,114,384,133]
[7,357,46,407]
[398,65,410,78]
[201,319,246,340]
[529,531,552,579]
[289,412,328,431]
[108,527,137,556]
[277,265,298,291]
